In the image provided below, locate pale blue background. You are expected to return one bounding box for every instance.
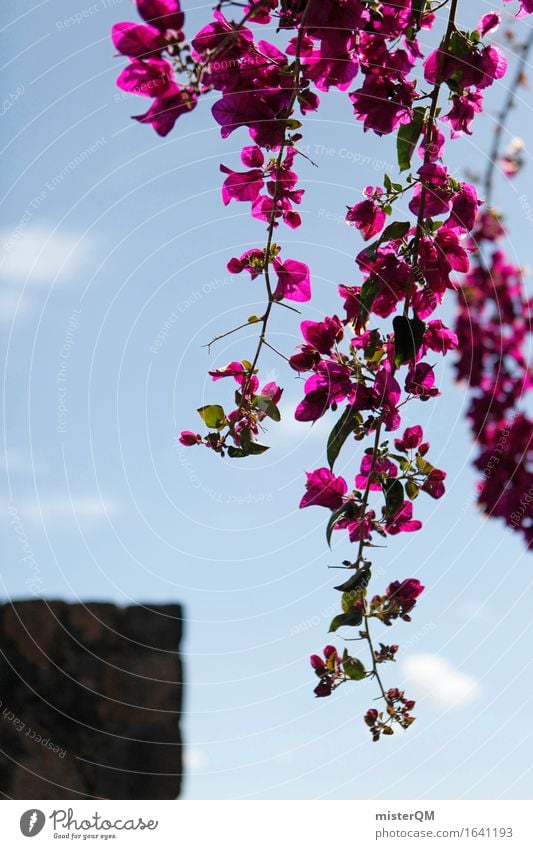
[1,0,532,799]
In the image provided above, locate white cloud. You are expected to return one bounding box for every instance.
[0,226,92,285]
[402,653,481,710]
[11,496,120,526]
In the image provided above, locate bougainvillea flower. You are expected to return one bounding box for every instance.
[355,454,397,490]
[301,316,344,355]
[300,468,348,509]
[133,89,197,135]
[208,361,245,381]
[346,198,386,241]
[179,431,202,446]
[294,389,329,422]
[116,58,176,98]
[273,258,311,302]
[227,248,264,279]
[478,12,501,36]
[220,164,264,205]
[137,0,184,32]
[394,425,423,452]
[350,75,416,135]
[422,468,447,499]
[423,320,458,354]
[111,21,165,57]
[405,363,439,399]
[384,502,422,534]
[386,579,424,616]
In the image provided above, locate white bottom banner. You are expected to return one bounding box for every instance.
[2,800,531,847]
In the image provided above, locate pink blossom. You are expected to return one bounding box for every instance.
[346,198,386,241]
[116,58,176,98]
[421,468,447,499]
[478,12,501,36]
[137,0,184,32]
[384,502,422,535]
[111,21,165,57]
[300,316,343,354]
[423,320,458,354]
[220,164,264,205]
[133,89,197,136]
[273,258,311,302]
[394,425,424,452]
[179,431,202,446]
[208,362,245,382]
[300,468,348,510]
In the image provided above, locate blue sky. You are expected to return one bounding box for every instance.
[1,0,533,800]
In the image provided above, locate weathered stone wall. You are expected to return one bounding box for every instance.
[0,601,183,799]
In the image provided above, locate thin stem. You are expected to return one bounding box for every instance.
[203,318,261,353]
[238,0,312,403]
[403,0,459,317]
[363,614,389,704]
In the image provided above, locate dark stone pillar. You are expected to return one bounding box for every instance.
[0,601,184,799]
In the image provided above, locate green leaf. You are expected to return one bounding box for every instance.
[328,604,363,633]
[239,434,270,455]
[326,502,355,548]
[393,313,426,367]
[359,277,379,323]
[397,107,425,172]
[343,656,366,681]
[255,395,281,422]
[380,221,410,243]
[416,455,434,475]
[383,478,405,519]
[328,614,348,633]
[327,406,362,470]
[412,0,426,27]
[334,564,371,593]
[227,447,247,459]
[197,404,226,429]
[406,479,420,500]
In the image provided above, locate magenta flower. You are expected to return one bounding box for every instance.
[179,431,202,446]
[394,425,423,452]
[423,320,458,354]
[355,454,397,491]
[133,89,197,136]
[447,183,480,233]
[116,58,176,98]
[478,12,501,36]
[405,363,439,399]
[346,197,386,241]
[386,578,425,614]
[111,21,165,57]
[422,468,447,499]
[300,316,344,355]
[300,468,348,510]
[294,389,329,422]
[227,248,264,280]
[137,0,184,32]
[373,365,401,431]
[350,75,416,136]
[220,164,264,205]
[273,258,311,302]
[208,361,245,382]
[384,501,422,535]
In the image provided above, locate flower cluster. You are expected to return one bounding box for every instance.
[454,210,533,546]
[112,0,533,740]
